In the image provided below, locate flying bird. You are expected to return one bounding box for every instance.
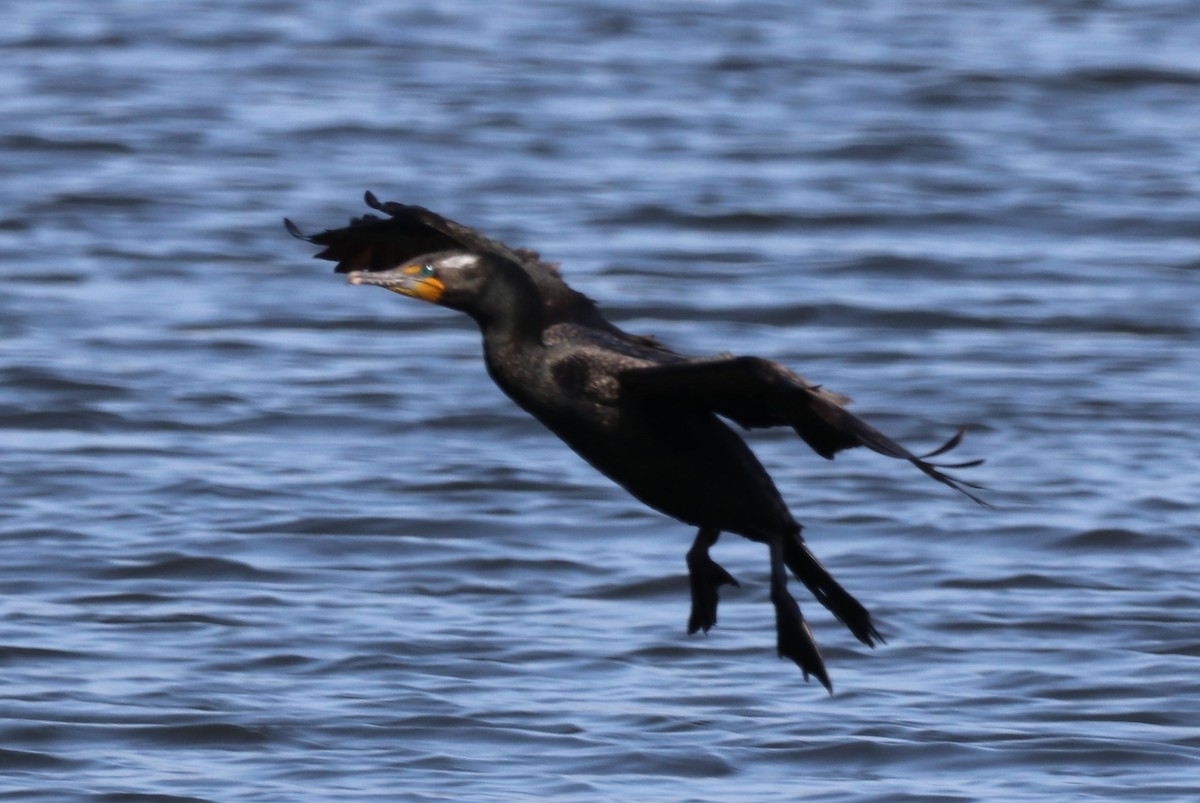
[286,192,985,691]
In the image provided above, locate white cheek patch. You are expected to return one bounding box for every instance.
[439,253,479,270]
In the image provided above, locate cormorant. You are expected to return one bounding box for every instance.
[285,192,985,691]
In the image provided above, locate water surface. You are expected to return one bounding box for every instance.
[3,1,1199,800]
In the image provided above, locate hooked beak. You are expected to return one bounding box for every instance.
[346,267,445,304]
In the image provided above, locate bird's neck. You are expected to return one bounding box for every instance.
[478,289,548,406]
[472,261,547,347]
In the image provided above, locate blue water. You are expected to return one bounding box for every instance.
[3,1,1199,800]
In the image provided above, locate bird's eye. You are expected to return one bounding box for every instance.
[402,263,436,278]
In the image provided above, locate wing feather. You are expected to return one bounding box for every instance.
[284,191,548,275]
[619,356,989,506]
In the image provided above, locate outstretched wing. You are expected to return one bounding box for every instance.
[283,191,549,274]
[619,355,988,506]
[286,193,670,344]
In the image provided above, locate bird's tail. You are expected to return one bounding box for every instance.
[783,537,883,648]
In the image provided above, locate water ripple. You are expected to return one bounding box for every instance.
[2,0,1199,800]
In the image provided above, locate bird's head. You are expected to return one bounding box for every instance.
[346,250,542,330]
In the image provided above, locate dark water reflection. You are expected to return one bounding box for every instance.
[2,1,1199,800]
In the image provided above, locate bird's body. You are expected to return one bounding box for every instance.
[287,193,985,691]
[502,323,788,540]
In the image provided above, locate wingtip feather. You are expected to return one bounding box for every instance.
[283,218,307,240]
[920,427,966,459]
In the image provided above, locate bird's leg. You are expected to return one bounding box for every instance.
[686,527,739,635]
[769,535,832,693]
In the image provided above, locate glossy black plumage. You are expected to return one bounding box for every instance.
[286,193,986,691]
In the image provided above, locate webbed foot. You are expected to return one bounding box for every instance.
[687,554,739,635]
[685,528,738,635]
[772,586,832,692]
[770,536,833,693]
